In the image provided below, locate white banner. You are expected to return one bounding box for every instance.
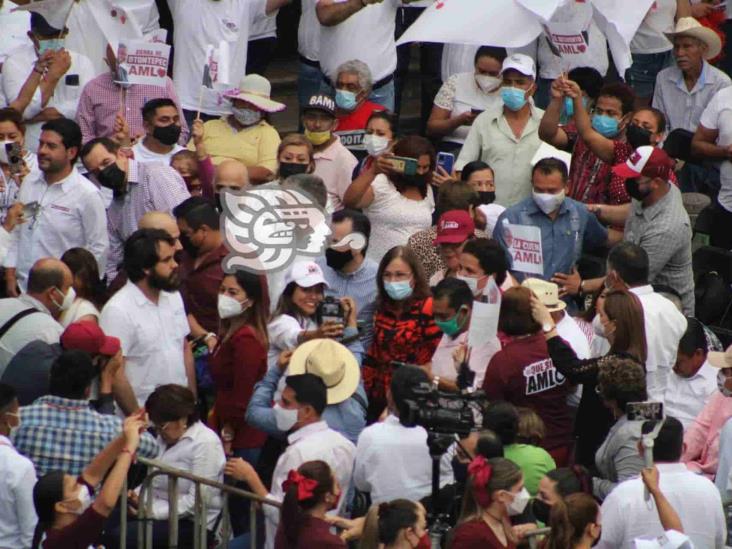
[202,41,231,88]
[117,39,170,87]
[503,222,544,275]
[468,277,501,348]
[12,0,74,30]
[87,0,143,55]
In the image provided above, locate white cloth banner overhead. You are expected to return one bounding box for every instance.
[590,0,654,75]
[12,0,74,29]
[502,222,544,275]
[86,0,144,56]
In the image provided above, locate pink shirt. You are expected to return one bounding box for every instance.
[313,138,358,212]
[682,390,732,478]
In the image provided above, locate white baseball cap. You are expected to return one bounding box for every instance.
[612,146,675,180]
[633,530,694,549]
[284,260,329,289]
[500,54,536,79]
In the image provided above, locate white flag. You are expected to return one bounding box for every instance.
[12,0,75,30]
[86,0,143,54]
[202,41,231,88]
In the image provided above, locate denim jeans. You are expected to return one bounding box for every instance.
[625,50,673,99]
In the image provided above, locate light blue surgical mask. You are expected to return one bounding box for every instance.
[500,87,527,111]
[38,38,64,55]
[335,89,358,111]
[384,280,413,301]
[591,114,620,138]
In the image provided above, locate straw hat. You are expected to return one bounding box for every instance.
[665,17,722,60]
[224,74,286,113]
[521,278,566,313]
[288,339,360,404]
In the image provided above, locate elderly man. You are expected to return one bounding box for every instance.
[333,59,385,156]
[652,18,729,133]
[456,54,544,206]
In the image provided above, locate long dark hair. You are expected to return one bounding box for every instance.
[390,135,435,198]
[545,493,599,549]
[360,499,421,548]
[223,271,270,348]
[31,471,66,549]
[61,247,107,308]
[376,246,431,310]
[272,281,324,322]
[280,460,334,546]
[603,289,647,364]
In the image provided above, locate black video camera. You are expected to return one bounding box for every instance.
[400,381,487,438]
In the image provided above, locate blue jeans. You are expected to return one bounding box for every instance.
[625,50,673,100]
[229,448,264,546]
[320,77,396,112]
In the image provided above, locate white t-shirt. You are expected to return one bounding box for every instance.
[317,0,400,82]
[168,0,266,113]
[537,1,608,79]
[441,43,479,82]
[132,141,185,164]
[59,298,101,328]
[251,9,278,40]
[700,87,732,211]
[298,0,321,61]
[630,0,676,55]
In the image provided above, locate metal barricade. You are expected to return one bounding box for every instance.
[524,527,551,549]
[119,456,282,549]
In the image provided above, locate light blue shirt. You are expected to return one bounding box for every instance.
[494,196,608,281]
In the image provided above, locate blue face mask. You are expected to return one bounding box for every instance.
[500,87,527,111]
[591,114,620,138]
[38,38,64,55]
[335,89,358,111]
[384,280,413,301]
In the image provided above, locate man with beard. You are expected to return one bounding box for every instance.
[100,229,195,412]
[79,137,190,282]
[3,119,108,295]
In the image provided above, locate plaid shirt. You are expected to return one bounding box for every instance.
[12,395,158,476]
[76,72,189,144]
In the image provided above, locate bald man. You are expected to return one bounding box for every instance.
[214,160,249,209]
[0,258,70,372]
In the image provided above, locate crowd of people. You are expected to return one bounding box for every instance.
[2,0,732,547]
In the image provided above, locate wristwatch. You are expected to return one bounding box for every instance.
[432,376,441,390]
[542,322,554,334]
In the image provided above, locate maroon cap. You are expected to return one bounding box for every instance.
[612,145,675,180]
[61,321,121,357]
[434,210,475,245]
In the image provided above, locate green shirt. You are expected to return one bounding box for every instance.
[504,443,556,496]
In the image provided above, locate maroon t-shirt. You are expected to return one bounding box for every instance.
[274,516,346,549]
[43,505,106,549]
[482,333,572,450]
[451,519,517,549]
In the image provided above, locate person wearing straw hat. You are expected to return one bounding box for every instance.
[652,17,729,134]
[190,74,285,184]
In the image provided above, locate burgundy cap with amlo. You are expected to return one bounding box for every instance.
[434,210,475,245]
[611,146,675,180]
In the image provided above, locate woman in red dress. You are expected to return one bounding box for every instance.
[274,460,345,549]
[451,457,529,549]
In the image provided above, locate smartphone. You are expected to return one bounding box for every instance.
[626,401,664,422]
[317,296,344,325]
[65,74,79,86]
[386,156,419,176]
[22,201,39,219]
[436,152,455,174]
[5,142,23,175]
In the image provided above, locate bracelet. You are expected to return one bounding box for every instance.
[204,332,217,341]
[579,279,585,295]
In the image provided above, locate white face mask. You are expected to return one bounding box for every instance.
[217,294,249,319]
[363,134,390,157]
[52,286,76,312]
[232,106,262,127]
[532,190,565,215]
[475,74,501,95]
[457,274,486,297]
[592,314,605,338]
[70,486,92,515]
[506,487,530,516]
[273,403,299,432]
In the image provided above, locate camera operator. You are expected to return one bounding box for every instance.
[426,278,500,392]
[352,365,454,505]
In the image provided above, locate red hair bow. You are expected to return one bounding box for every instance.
[468,456,493,507]
[282,469,319,502]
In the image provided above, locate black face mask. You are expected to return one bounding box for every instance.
[626,124,652,149]
[478,191,496,205]
[531,498,551,524]
[153,124,182,146]
[451,457,469,486]
[625,178,652,201]
[97,162,127,197]
[179,233,198,257]
[325,248,353,271]
[279,162,309,179]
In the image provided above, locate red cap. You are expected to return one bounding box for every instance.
[61,321,121,357]
[434,210,475,245]
[611,146,675,180]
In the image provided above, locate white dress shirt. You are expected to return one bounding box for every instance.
[0,294,63,375]
[556,312,591,407]
[2,169,108,292]
[629,285,687,402]
[353,414,454,505]
[99,281,190,408]
[131,141,185,164]
[597,462,726,549]
[1,44,95,151]
[144,422,225,529]
[263,420,355,549]
[0,435,37,549]
[664,360,718,431]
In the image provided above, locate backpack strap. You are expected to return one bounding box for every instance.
[0,308,40,341]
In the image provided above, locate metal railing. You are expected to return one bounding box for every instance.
[120,456,282,549]
[525,527,551,549]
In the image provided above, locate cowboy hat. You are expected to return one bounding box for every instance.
[665,17,722,60]
[224,74,286,113]
[288,339,360,404]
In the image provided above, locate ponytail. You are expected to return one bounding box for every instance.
[358,504,382,549]
[545,493,599,549]
[31,471,66,549]
[278,461,334,546]
[31,521,48,549]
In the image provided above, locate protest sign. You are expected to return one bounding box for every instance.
[334,130,366,151]
[117,39,170,87]
[468,277,501,349]
[502,222,544,275]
